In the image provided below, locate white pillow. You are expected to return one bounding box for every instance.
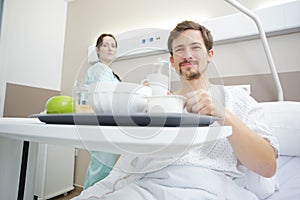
[260,101,300,156]
[246,170,278,199]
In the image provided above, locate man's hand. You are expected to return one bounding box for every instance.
[184,89,225,118]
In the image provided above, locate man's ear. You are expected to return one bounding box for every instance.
[207,49,214,62]
[169,56,174,66]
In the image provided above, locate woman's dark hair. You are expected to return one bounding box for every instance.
[167,20,213,56]
[96,33,117,48]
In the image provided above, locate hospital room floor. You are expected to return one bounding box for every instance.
[49,186,82,200]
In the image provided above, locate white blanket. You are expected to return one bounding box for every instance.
[72,165,258,200]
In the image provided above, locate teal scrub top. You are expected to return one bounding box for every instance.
[84,62,120,84]
[83,62,120,190]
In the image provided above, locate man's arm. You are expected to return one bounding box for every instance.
[224,110,277,177]
[184,89,277,177]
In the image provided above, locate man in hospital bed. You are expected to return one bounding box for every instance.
[72,20,279,200]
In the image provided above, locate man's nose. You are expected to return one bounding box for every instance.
[183,49,193,59]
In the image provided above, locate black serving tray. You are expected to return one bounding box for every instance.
[29,113,221,127]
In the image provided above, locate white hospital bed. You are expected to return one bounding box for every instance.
[268,155,300,200]
[261,101,300,200]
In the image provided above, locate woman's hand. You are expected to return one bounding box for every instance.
[184,89,225,118]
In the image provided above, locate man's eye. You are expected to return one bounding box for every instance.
[192,46,201,50]
[175,48,184,52]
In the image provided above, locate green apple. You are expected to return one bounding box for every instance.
[46,95,75,114]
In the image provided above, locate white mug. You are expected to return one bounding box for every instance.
[141,73,169,96]
[146,95,185,113]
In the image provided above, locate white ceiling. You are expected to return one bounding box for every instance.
[128,0,292,19]
[69,0,294,20]
[68,0,296,34]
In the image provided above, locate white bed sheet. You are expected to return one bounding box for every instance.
[267,155,300,200]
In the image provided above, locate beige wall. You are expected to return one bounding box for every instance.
[74,148,90,188]
[3,83,60,117]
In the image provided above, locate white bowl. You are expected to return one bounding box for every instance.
[88,82,152,114]
[146,95,186,113]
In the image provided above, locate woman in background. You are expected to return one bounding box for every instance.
[83,33,120,189]
[85,33,121,84]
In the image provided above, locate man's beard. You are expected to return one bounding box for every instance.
[179,62,208,80]
[180,67,201,80]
